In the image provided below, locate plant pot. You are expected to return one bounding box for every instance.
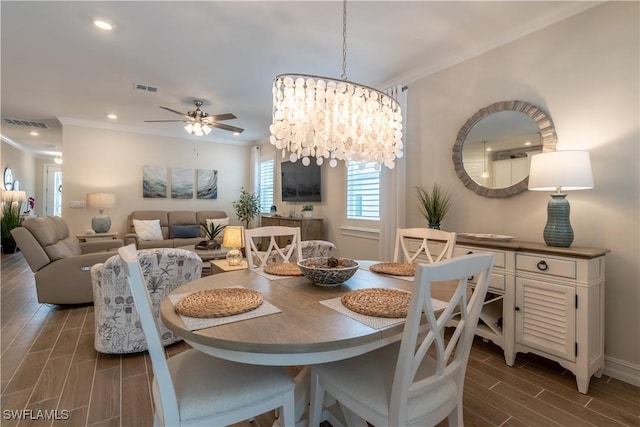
[2,237,17,254]
[302,211,313,218]
[428,223,441,230]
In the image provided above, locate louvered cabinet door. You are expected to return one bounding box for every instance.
[515,277,576,361]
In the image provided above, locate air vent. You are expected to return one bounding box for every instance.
[134,83,158,93]
[3,118,49,129]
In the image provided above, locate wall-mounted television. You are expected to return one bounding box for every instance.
[281,160,322,202]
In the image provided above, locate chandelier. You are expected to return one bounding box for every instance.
[184,121,212,137]
[269,0,403,169]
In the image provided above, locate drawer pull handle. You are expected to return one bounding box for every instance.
[515,306,521,311]
[537,260,549,271]
[466,251,473,255]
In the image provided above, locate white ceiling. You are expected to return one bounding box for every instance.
[1,1,599,159]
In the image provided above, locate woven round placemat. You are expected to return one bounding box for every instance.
[370,262,416,277]
[341,288,411,318]
[263,262,303,276]
[175,288,263,318]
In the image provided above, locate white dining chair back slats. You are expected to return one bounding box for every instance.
[117,244,296,427]
[309,252,495,427]
[244,226,302,269]
[393,227,456,264]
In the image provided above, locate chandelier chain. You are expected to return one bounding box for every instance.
[341,0,347,80]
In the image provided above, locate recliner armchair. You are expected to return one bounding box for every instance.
[11,216,123,304]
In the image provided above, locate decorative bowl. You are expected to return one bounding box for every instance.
[297,257,360,286]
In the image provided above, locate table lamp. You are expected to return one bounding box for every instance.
[222,226,244,266]
[528,151,594,247]
[86,192,116,233]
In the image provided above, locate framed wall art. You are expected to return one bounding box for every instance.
[196,169,218,199]
[171,168,193,199]
[142,165,167,198]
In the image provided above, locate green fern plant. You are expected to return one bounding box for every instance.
[416,184,453,229]
[202,223,226,240]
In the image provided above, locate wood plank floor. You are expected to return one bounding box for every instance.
[1,251,638,427]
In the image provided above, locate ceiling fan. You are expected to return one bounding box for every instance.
[145,99,244,136]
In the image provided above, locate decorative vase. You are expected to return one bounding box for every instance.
[543,194,573,247]
[2,237,17,254]
[428,223,441,230]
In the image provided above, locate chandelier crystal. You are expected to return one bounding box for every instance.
[269,1,403,169]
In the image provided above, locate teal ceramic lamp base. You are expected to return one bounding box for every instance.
[543,194,573,247]
[91,214,112,233]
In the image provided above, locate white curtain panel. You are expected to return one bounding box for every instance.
[249,145,261,228]
[379,85,408,261]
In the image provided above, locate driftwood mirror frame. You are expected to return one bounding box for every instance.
[452,100,557,198]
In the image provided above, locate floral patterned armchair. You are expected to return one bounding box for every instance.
[91,248,202,354]
[266,240,336,264]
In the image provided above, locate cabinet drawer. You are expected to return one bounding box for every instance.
[455,246,506,269]
[516,254,576,280]
[470,272,505,292]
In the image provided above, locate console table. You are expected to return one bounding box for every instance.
[260,216,324,246]
[411,236,609,394]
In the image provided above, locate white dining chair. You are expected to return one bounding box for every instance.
[393,227,457,264]
[244,226,302,270]
[309,252,495,427]
[117,244,296,427]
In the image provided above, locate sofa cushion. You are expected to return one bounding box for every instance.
[168,211,197,226]
[169,225,201,239]
[133,219,163,241]
[206,217,229,229]
[22,216,82,261]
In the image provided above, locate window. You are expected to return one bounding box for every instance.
[346,161,380,220]
[259,159,275,213]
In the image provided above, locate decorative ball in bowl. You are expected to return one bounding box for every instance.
[297,257,360,286]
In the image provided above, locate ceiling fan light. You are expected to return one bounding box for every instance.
[202,124,212,135]
[184,123,194,134]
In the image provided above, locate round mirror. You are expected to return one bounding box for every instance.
[452,100,557,198]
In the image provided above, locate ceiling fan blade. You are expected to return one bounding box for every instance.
[144,119,187,123]
[203,113,237,122]
[210,122,244,133]
[159,106,188,116]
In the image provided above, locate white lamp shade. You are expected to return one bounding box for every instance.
[86,192,116,209]
[528,151,594,192]
[222,226,244,248]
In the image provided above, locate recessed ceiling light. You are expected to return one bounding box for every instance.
[93,18,115,31]
[485,147,492,152]
[524,141,532,146]
[233,132,240,136]
[107,114,118,120]
[29,131,39,136]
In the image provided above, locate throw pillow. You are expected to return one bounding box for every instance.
[133,219,163,241]
[168,225,200,239]
[205,217,229,229]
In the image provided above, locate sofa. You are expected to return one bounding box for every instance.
[124,210,228,249]
[11,216,123,304]
[91,247,202,353]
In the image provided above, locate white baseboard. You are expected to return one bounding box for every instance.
[604,355,640,387]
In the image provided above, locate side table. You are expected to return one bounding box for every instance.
[76,232,119,243]
[210,259,248,275]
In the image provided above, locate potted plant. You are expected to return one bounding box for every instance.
[301,204,314,218]
[199,223,226,250]
[416,184,453,230]
[232,188,260,229]
[1,194,23,253]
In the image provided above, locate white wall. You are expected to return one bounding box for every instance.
[405,2,638,378]
[1,141,39,212]
[61,125,251,237]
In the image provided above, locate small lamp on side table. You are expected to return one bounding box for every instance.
[86,192,116,233]
[222,226,244,266]
[528,151,594,247]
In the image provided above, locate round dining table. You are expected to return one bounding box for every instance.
[159,261,453,426]
[160,261,417,366]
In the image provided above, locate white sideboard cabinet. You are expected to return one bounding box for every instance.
[412,237,608,394]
